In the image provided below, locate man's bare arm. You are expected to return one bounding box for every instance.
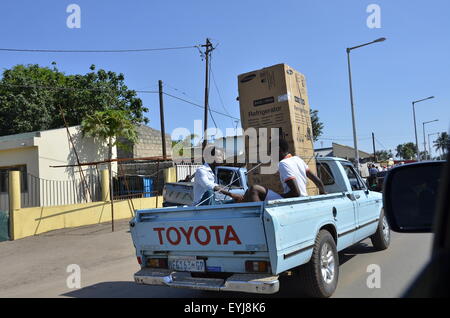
[213,186,244,202]
[280,179,301,198]
[306,170,327,194]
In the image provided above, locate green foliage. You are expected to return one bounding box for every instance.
[396,142,418,160]
[310,109,324,142]
[0,64,148,136]
[172,134,198,157]
[374,150,393,161]
[81,109,138,154]
[434,132,449,155]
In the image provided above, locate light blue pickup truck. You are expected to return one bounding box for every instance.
[130,157,390,298]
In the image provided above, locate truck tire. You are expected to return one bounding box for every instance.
[296,230,339,298]
[370,210,390,251]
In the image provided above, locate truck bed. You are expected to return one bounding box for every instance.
[131,193,347,275]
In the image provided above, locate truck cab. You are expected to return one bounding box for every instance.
[162,166,248,207]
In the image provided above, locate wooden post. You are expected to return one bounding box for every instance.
[159,80,167,159]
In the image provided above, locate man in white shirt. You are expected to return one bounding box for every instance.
[245,138,326,201]
[193,145,244,206]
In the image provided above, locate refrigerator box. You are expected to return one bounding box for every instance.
[237,63,319,195]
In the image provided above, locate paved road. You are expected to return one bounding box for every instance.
[0,219,433,298]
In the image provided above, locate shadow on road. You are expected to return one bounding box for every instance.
[61,278,304,298]
[62,241,378,298]
[339,241,376,266]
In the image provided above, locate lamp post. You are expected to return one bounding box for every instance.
[412,96,435,161]
[428,132,441,160]
[422,120,438,160]
[346,37,386,171]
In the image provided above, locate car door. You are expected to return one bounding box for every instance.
[341,163,380,242]
[318,161,358,250]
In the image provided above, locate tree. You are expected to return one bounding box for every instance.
[81,109,138,232]
[310,109,324,142]
[396,142,418,160]
[434,132,449,156]
[374,150,393,161]
[172,134,198,158]
[0,64,148,136]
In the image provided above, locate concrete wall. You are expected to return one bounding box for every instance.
[118,125,172,159]
[10,196,163,240]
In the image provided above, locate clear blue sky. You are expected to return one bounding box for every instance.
[0,0,449,158]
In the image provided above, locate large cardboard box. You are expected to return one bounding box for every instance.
[237,63,318,195]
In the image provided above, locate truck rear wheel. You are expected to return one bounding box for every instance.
[296,230,339,298]
[370,210,390,251]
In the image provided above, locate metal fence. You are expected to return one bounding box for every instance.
[0,163,184,211]
[175,164,202,181]
[0,172,102,209]
[0,171,9,212]
[113,174,156,200]
[26,173,102,207]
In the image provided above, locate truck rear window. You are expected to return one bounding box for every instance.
[217,169,241,188]
[317,163,335,185]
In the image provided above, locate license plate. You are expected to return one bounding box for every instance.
[168,256,205,272]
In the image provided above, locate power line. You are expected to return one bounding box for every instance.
[0,83,144,93]
[210,63,235,127]
[0,45,199,53]
[375,137,388,150]
[0,83,240,120]
[207,53,218,130]
[160,92,239,121]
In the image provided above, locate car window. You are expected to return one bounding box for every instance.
[317,162,335,185]
[342,164,365,191]
[217,169,241,188]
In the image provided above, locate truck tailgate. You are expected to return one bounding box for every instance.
[132,202,268,253]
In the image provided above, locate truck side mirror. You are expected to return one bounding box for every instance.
[383,161,446,233]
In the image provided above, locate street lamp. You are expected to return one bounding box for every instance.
[346,37,386,171]
[412,96,435,161]
[428,132,441,160]
[422,120,439,160]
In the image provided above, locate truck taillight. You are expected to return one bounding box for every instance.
[148,258,168,269]
[245,261,269,273]
[137,256,142,265]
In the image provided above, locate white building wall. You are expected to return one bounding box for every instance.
[36,126,117,181]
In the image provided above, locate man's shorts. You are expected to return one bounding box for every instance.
[265,189,283,201]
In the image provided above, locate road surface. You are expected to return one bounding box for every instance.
[0,219,433,298]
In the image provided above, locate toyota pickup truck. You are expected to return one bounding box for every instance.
[162,166,248,206]
[129,157,390,297]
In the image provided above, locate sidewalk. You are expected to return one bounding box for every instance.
[0,219,137,297]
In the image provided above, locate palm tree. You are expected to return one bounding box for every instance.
[81,109,138,231]
[434,132,449,156]
[172,134,198,158]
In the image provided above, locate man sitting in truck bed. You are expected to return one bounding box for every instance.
[244,138,326,202]
[192,145,244,206]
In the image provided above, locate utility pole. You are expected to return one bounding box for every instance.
[201,38,214,156]
[158,80,167,159]
[372,132,377,162]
